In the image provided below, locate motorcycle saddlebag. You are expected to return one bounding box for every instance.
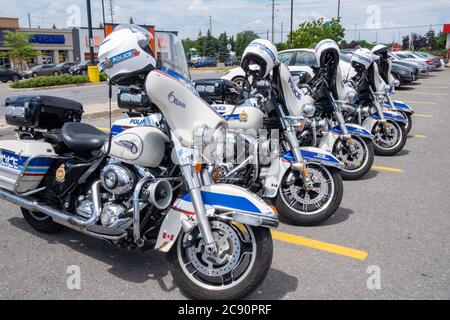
[3,95,83,129]
[0,140,56,193]
[193,78,239,104]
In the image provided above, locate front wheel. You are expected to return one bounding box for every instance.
[167,221,273,300]
[372,120,407,156]
[333,136,374,180]
[275,164,343,226]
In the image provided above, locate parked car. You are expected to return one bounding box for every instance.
[391,63,416,86]
[224,57,240,66]
[69,60,98,75]
[388,53,429,77]
[390,51,436,71]
[22,64,60,78]
[55,61,79,74]
[0,67,22,82]
[413,51,443,69]
[193,56,217,68]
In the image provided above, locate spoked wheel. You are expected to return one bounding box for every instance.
[275,164,343,226]
[372,120,407,156]
[167,220,273,300]
[333,136,374,180]
[21,207,62,234]
[399,111,413,134]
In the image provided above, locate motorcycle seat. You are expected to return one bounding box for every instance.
[61,122,108,153]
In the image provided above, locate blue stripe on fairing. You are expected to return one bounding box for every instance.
[181,191,261,213]
[1,150,52,173]
[331,125,372,137]
[282,150,341,165]
[217,112,240,120]
[371,112,406,121]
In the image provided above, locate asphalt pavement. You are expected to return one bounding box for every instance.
[0,69,449,299]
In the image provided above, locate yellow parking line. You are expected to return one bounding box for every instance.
[414,113,434,118]
[371,165,403,173]
[413,134,426,139]
[98,127,110,132]
[271,231,368,260]
[401,100,437,105]
[405,92,448,96]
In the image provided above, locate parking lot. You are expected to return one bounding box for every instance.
[0,69,449,299]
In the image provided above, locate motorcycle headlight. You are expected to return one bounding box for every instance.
[384,84,392,94]
[302,103,316,118]
[345,90,358,104]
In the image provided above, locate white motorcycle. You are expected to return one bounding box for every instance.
[0,26,278,300]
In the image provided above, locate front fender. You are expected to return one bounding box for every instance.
[383,100,414,114]
[330,124,374,140]
[371,111,407,123]
[155,184,279,252]
[282,147,342,169]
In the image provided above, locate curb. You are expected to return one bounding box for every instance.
[7,81,106,91]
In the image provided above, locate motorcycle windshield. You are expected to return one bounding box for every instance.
[155,32,190,80]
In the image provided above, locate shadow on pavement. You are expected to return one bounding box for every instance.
[8,216,177,294]
[247,268,298,300]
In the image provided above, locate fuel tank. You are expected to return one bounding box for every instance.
[145,68,227,146]
[211,104,265,132]
[107,126,170,168]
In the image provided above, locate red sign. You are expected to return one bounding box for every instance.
[391,44,401,52]
[444,24,450,33]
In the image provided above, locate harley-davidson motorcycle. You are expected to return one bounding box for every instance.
[113,39,345,226]
[296,40,375,180]
[343,48,408,156]
[371,45,415,134]
[0,27,278,300]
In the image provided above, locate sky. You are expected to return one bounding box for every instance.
[2,0,450,44]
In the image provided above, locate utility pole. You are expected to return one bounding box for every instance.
[280,22,283,43]
[271,0,275,43]
[86,0,95,64]
[354,24,357,41]
[101,0,106,35]
[337,0,341,21]
[109,0,115,24]
[27,13,31,28]
[267,30,269,40]
[209,16,212,33]
[289,0,293,48]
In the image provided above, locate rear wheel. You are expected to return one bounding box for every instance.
[21,207,62,234]
[372,121,407,156]
[276,164,343,226]
[333,136,374,180]
[167,221,273,300]
[32,72,38,78]
[12,75,19,82]
[53,71,59,76]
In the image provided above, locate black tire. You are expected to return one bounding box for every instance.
[12,75,19,82]
[275,165,343,226]
[232,76,245,88]
[1,80,7,83]
[32,72,38,78]
[335,137,375,181]
[167,224,273,300]
[53,71,59,76]
[21,207,62,234]
[372,121,407,156]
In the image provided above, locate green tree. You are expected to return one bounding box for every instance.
[436,31,447,49]
[0,30,39,71]
[234,30,259,57]
[229,35,235,51]
[204,30,216,56]
[290,18,345,49]
[425,29,437,49]
[217,32,230,62]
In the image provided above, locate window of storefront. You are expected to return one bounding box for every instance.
[0,56,11,69]
[41,50,53,64]
[59,50,68,62]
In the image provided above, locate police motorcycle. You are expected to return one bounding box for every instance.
[113,39,344,226]
[343,48,408,156]
[0,25,278,300]
[372,45,415,134]
[296,40,375,180]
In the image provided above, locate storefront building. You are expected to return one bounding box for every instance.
[0,17,74,69]
[72,27,105,62]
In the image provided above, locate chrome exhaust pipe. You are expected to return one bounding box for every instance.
[0,181,103,232]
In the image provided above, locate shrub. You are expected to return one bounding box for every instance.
[10,73,108,89]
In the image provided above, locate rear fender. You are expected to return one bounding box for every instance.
[155,184,278,252]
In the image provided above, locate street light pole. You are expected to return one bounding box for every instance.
[337,0,341,21]
[271,0,275,43]
[86,0,95,64]
[101,0,106,36]
[289,0,293,48]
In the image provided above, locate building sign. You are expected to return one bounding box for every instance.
[28,34,65,44]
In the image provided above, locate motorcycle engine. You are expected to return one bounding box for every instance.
[100,164,135,195]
